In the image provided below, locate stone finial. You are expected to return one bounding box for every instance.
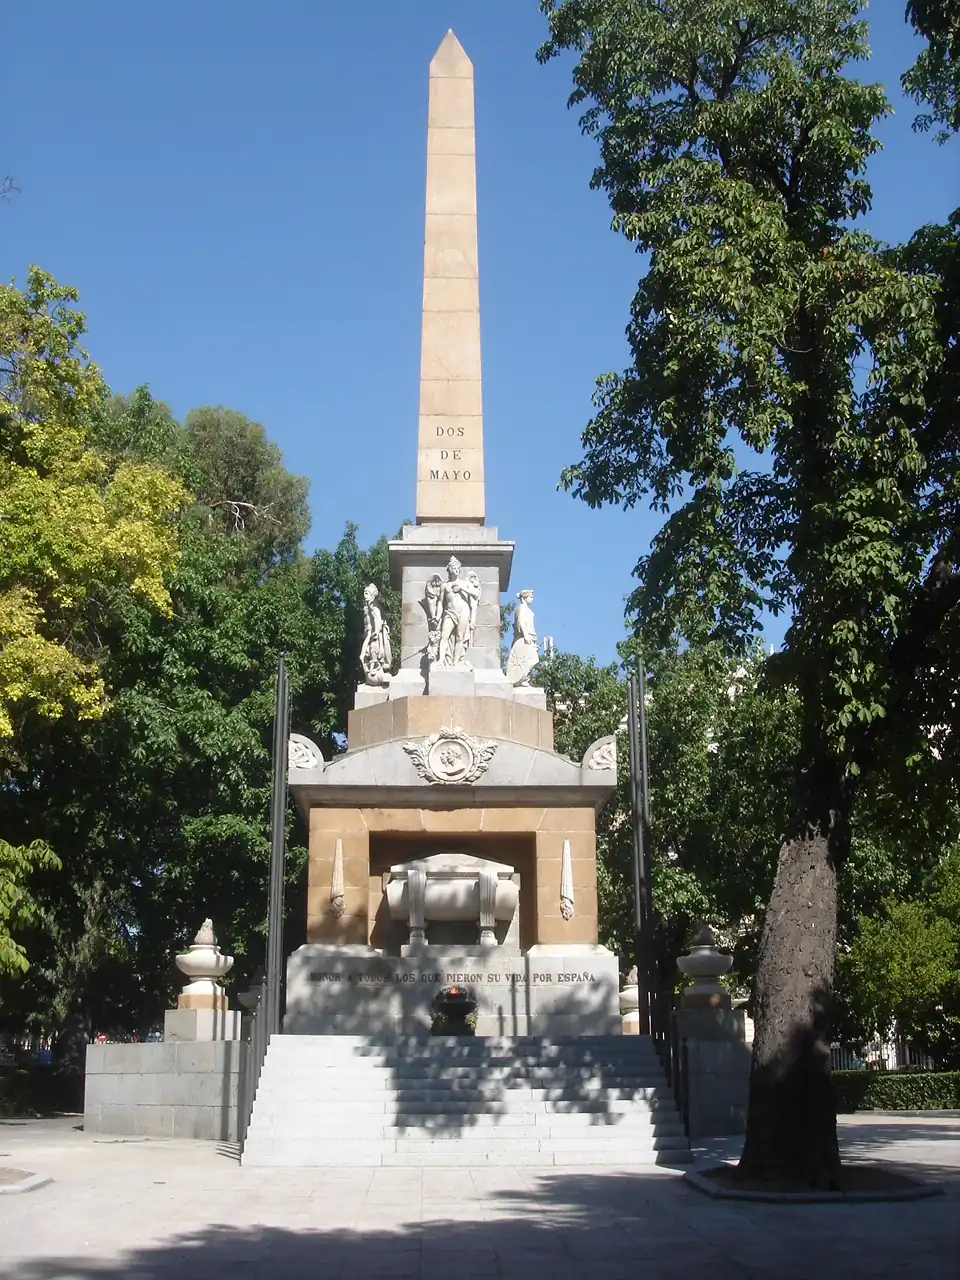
[175,917,234,1011]
[619,965,641,1034]
[677,923,733,1009]
[194,918,216,947]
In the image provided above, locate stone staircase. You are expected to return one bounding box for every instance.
[241,1035,692,1167]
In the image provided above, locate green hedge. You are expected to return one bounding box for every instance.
[833,1069,960,1112]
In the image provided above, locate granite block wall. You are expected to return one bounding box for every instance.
[84,1041,243,1141]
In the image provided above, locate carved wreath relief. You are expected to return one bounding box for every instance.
[584,738,617,772]
[288,734,324,771]
[403,726,498,785]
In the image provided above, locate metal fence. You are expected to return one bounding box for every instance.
[238,980,269,1148]
[830,1038,936,1073]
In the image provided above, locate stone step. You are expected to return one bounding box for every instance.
[258,1070,668,1087]
[241,1034,690,1169]
[241,1141,695,1168]
[259,1046,662,1061]
[252,1090,670,1111]
[260,1054,666,1073]
[381,1149,695,1167]
[243,1114,687,1138]
[391,1134,689,1152]
[255,1084,672,1102]
[250,1094,674,1117]
[263,1040,663,1061]
[247,1107,682,1126]
[248,1098,681,1121]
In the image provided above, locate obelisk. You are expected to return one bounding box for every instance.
[385,31,515,699]
[416,31,484,525]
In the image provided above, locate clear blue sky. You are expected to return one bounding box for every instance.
[6,2,955,663]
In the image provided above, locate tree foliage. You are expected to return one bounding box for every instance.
[0,270,185,743]
[0,371,397,1038]
[842,848,960,1065]
[0,839,60,978]
[540,0,957,1184]
[903,0,960,139]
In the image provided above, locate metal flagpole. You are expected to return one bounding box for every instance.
[264,654,290,1039]
[636,655,657,1043]
[627,668,652,1033]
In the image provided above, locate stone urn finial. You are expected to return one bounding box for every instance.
[193,918,216,947]
[677,923,733,1009]
[619,963,641,1034]
[175,917,234,1010]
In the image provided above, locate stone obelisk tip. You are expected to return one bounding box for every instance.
[416,28,485,524]
[431,30,472,76]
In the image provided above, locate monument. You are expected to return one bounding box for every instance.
[283,31,621,1038]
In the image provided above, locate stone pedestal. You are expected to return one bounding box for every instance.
[673,1007,751,1137]
[163,1007,242,1043]
[388,523,514,679]
[673,929,750,1137]
[284,942,620,1037]
[619,979,641,1035]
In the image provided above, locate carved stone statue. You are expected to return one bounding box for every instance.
[360,584,392,686]
[506,589,539,686]
[423,556,481,669]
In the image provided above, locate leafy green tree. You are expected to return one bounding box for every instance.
[0,382,397,1043]
[0,271,184,743]
[537,646,799,990]
[540,0,956,1185]
[842,848,960,1066]
[903,0,960,139]
[0,840,60,979]
[0,272,184,985]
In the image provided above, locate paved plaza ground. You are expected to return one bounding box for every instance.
[0,1114,957,1279]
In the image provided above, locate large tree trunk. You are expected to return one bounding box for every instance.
[738,750,848,1188]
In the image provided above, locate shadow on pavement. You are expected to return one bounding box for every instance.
[3,1165,958,1280]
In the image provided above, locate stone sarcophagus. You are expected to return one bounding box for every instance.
[385,853,520,952]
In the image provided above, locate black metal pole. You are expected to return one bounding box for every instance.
[627,670,651,1033]
[637,655,657,1038]
[264,655,290,1039]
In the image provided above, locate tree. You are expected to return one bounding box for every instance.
[903,0,960,139]
[0,376,397,1041]
[0,272,184,742]
[537,645,800,989]
[540,0,955,1185]
[0,271,184,981]
[842,847,960,1065]
[0,840,60,979]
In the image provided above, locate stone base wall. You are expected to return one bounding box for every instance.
[674,1009,752,1138]
[284,943,621,1037]
[84,1041,242,1141]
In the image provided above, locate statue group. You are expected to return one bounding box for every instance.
[359,562,540,685]
[424,556,481,670]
